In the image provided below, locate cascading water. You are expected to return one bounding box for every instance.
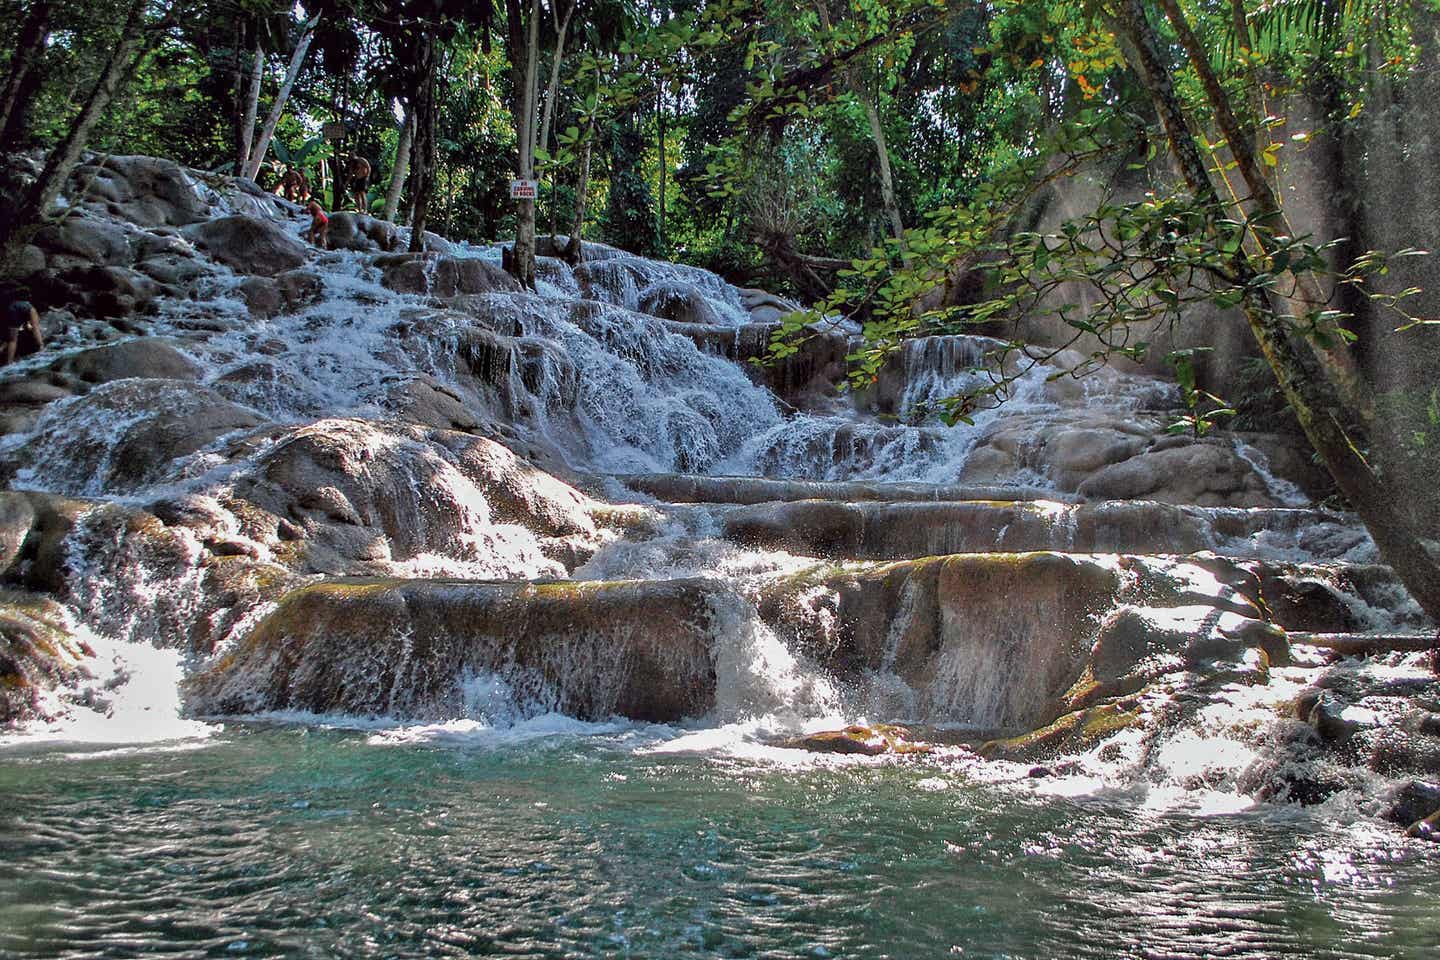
[0,161,1431,823]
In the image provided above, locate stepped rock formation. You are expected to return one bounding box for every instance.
[1,153,1436,828]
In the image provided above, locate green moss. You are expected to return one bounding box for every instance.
[979,703,1141,762]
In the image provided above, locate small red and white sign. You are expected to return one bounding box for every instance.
[509,179,539,200]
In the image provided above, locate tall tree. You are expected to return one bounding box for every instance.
[1,0,173,275]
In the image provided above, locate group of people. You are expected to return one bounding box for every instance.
[278,155,372,251]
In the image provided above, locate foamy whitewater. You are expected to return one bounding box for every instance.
[0,168,1430,828]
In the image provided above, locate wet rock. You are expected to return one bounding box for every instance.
[0,381,265,496]
[783,723,932,756]
[186,576,724,722]
[621,474,1066,506]
[380,254,521,298]
[1406,810,1440,841]
[327,212,398,252]
[1383,780,1440,826]
[384,376,494,435]
[71,156,212,227]
[12,244,46,277]
[979,703,1140,762]
[0,592,93,727]
[52,338,202,385]
[638,280,724,326]
[1256,568,1360,633]
[1363,728,1440,776]
[738,287,801,324]
[33,215,134,266]
[182,215,308,277]
[1078,440,1276,508]
[227,419,594,574]
[239,270,324,319]
[0,494,37,576]
[758,552,1123,729]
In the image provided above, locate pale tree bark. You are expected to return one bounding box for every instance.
[243,14,320,181]
[237,39,264,174]
[537,0,575,165]
[507,0,541,288]
[1117,0,1440,623]
[383,102,415,223]
[1156,0,1367,415]
[862,93,904,242]
[0,0,52,149]
[563,119,595,263]
[407,35,439,253]
[1,0,159,274]
[657,87,667,249]
[813,1,903,242]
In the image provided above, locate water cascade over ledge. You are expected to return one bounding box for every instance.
[0,154,1435,836]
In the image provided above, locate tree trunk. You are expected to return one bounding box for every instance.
[243,15,319,181]
[1,0,154,274]
[383,102,415,223]
[538,0,574,166]
[0,0,53,150]
[1156,0,1368,416]
[862,93,904,242]
[1117,0,1440,623]
[657,88,667,251]
[237,39,264,176]
[407,35,439,253]
[507,0,540,289]
[813,1,903,242]
[564,120,595,263]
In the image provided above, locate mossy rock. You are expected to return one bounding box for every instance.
[0,591,92,726]
[979,703,1140,763]
[186,576,728,723]
[782,723,934,756]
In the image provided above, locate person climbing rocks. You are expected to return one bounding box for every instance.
[1,299,44,366]
[345,155,371,212]
[305,199,330,249]
[278,166,310,204]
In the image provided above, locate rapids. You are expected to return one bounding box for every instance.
[1,158,1437,957]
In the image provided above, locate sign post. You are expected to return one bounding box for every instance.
[509,179,539,201]
[322,121,347,142]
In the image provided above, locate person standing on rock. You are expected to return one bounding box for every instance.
[305,200,330,249]
[1,300,44,366]
[345,156,371,212]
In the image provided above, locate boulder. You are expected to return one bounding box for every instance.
[782,724,932,756]
[380,254,522,298]
[383,375,495,435]
[227,419,595,575]
[738,287,802,324]
[0,381,265,496]
[758,552,1123,729]
[72,156,212,227]
[0,492,90,594]
[33,216,133,266]
[326,212,398,252]
[182,215,308,277]
[11,244,47,277]
[0,493,36,577]
[185,576,724,722]
[638,280,724,326]
[52,338,203,385]
[0,592,93,727]
[239,270,324,318]
[1078,440,1276,507]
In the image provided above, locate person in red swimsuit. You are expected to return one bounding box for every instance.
[305,200,330,249]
